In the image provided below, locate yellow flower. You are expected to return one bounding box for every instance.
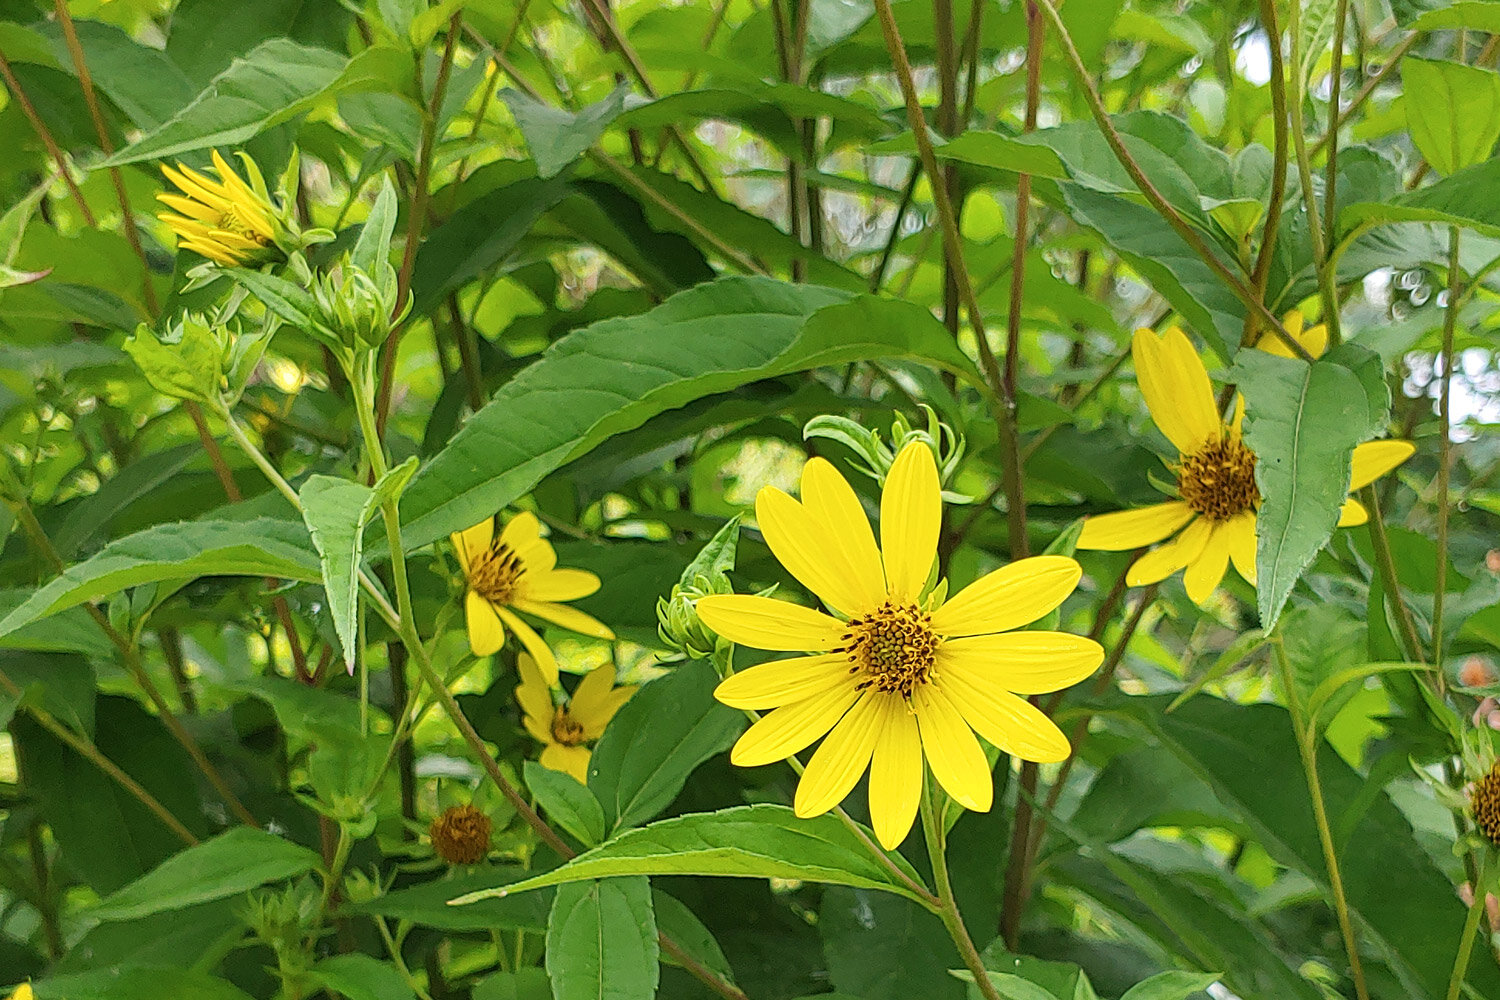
[515,654,636,783]
[451,511,614,684]
[157,150,278,266]
[5,987,32,1000]
[697,442,1102,850]
[1076,324,1415,603]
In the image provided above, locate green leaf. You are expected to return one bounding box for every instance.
[653,889,736,984]
[0,518,320,641]
[1402,57,1500,176]
[1341,157,1500,239]
[91,827,322,922]
[308,955,417,1000]
[1118,972,1221,1000]
[677,515,741,587]
[588,658,746,834]
[1411,1,1500,32]
[31,967,255,1000]
[500,85,631,179]
[37,19,197,129]
[546,877,658,1000]
[822,887,962,1000]
[352,175,401,274]
[344,866,553,931]
[298,458,416,669]
[124,320,221,403]
[1298,0,1339,82]
[401,277,980,550]
[472,970,552,1000]
[525,760,607,847]
[223,268,325,333]
[0,597,112,659]
[449,804,931,907]
[1230,350,1375,630]
[970,974,1062,1000]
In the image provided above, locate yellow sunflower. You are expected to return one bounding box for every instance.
[4,986,31,1000]
[157,150,279,266]
[515,654,636,783]
[1075,323,1415,603]
[451,511,614,684]
[697,442,1102,849]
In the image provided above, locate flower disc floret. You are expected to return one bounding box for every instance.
[1178,437,1259,522]
[844,601,939,697]
[1472,763,1500,845]
[429,804,492,865]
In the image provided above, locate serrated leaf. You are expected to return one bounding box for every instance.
[449,804,931,906]
[0,518,321,641]
[1341,156,1500,239]
[344,866,553,931]
[546,877,658,1000]
[1402,57,1500,176]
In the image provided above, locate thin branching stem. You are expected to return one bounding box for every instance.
[921,781,1005,1000]
[1433,226,1462,677]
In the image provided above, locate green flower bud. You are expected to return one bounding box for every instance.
[803,404,968,501]
[657,571,734,662]
[311,254,411,352]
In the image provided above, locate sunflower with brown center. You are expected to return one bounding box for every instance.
[515,653,635,783]
[1076,323,1415,604]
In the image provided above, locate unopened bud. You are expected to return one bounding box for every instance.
[657,572,733,661]
[804,405,967,500]
[312,255,410,351]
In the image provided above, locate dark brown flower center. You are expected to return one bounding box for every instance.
[429,804,492,865]
[550,707,588,746]
[469,543,525,603]
[1178,437,1259,522]
[841,601,940,699]
[1472,764,1500,844]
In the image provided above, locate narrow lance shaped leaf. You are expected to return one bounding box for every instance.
[351,175,400,275]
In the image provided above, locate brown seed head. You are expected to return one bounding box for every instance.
[429,804,492,865]
[1471,764,1500,845]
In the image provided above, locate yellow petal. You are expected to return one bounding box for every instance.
[566,664,618,724]
[938,674,1070,762]
[695,595,844,651]
[880,442,941,602]
[451,519,494,574]
[1133,326,1221,454]
[163,163,231,210]
[579,687,634,740]
[867,697,922,849]
[1349,440,1415,490]
[912,684,992,811]
[1258,311,1329,360]
[494,605,558,684]
[541,744,592,784]
[1338,498,1369,527]
[714,653,854,709]
[1224,511,1257,586]
[794,692,884,817]
[938,632,1103,696]
[1183,526,1230,604]
[465,591,506,656]
[1076,502,1196,551]
[514,654,555,732]
[500,511,556,573]
[757,486,874,617]
[521,568,601,602]
[180,241,242,266]
[510,598,615,641]
[800,457,887,612]
[157,193,223,224]
[1125,516,1211,586]
[729,685,860,767]
[931,555,1081,638]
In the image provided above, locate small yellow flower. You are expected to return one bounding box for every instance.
[515,654,636,783]
[451,512,614,683]
[5,986,32,1000]
[1076,322,1414,603]
[156,150,278,266]
[429,804,492,865]
[697,442,1102,849]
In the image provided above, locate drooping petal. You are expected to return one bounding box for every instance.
[521,568,601,602]
[1125,516,1211,586]
[157,193,223,223]
[1076,502,1196,551]
[794,692,884,818]
[799,458,887,612]
[931,555,1082,638]
[564,664,619,728]
[1132,326,1221,455]
[451,519,494,575]
[938,632,1103,696]
[938,674,1070,762]
[1224,511,1258,586]
[465,591,506,656]
[757,486,875,617]
[514,654,556,733]
[499,510,557,573]
[1183,526,1231,604]
[1338,498,1369,527]
[1349,440,1415,490]
[511,598,615,641]
[880,442,941,602]
[494,605,558,684]
[695,595,844,652]
[911,684,993,811]
[540,743,592,784]
[729,686,860,767]
[867,698,922,849]
[579,687,635,741]
[714,653,854,709]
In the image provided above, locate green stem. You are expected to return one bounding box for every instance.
[1448,853,1492,1000]
[1284,0,1343,343]
[1273,637,1371,1000]
[1360,485,1425,662]
[920,779,1003,1000]
[1433,226,1462,679]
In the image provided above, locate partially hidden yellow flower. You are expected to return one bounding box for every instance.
[451,511,614,684]
[156,150,278,266]
[5,986,32,1000]
[1076,320,1414,603]
[515,654,636,783]
[697,442,1103,850]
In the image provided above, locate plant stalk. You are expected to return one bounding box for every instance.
[921,779,1004,1000]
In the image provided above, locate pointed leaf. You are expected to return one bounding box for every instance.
[545,877,658,1000]
[499,84,631,179]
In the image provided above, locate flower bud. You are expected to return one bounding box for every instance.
[657,571,733,661]
[312,255,410,352]
[804,404,967,500]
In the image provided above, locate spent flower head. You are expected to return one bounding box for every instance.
[429,804,494,865]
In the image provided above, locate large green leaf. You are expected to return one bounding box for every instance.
[1342,157,1500,239]
[1231,347,1382,630]
[588,658,746,834]
[343,866,554,932]
[500,85,630,179]
[0,518,320,641]
[1402,57,1500,176]
[91,826,323,922]
[545,877,659,1000]
[449,805,931,907]
[821,887,963,1000]
[31,968,255,1000]
[308,955,418,1000]
[400,277,980,550]
[37,19,197,130]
